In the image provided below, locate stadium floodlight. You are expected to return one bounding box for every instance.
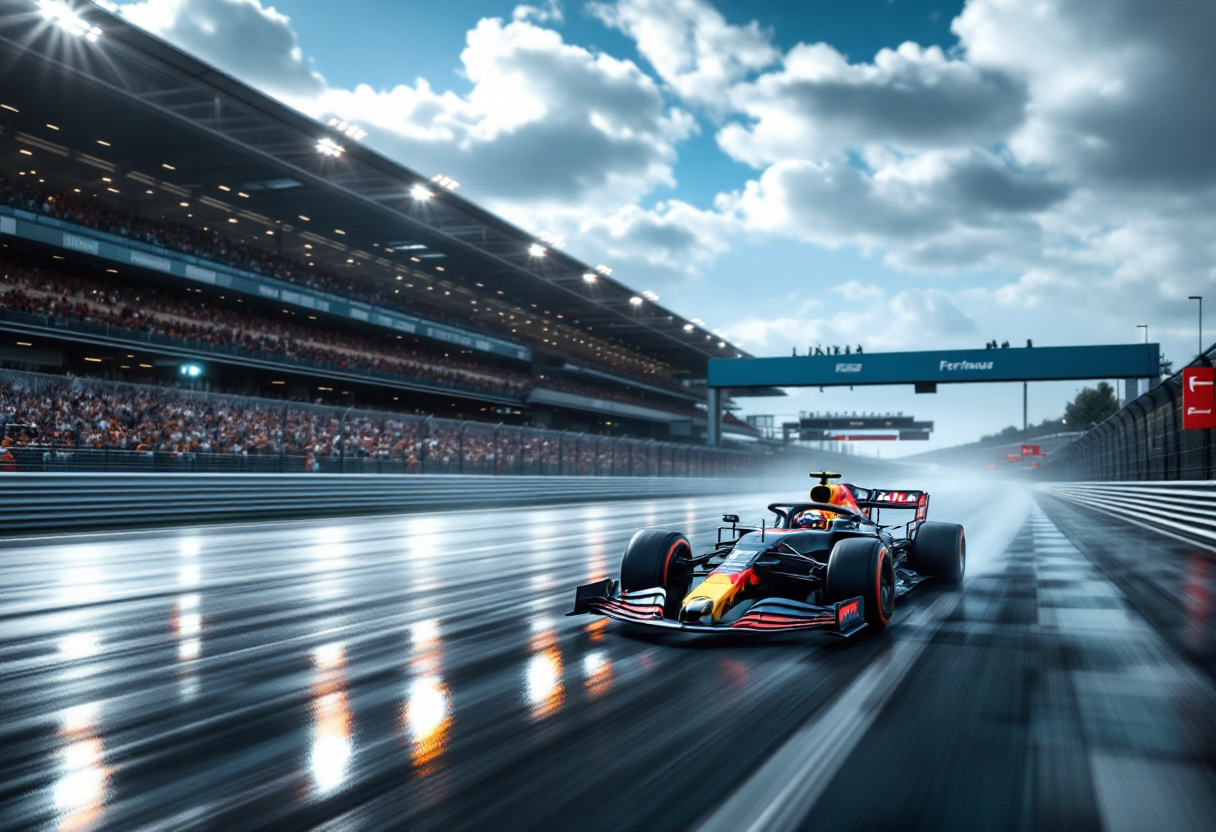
[39,1,101,41]
[683,323,694,331]
[410,183,434,201]
[641,290,659,302]
[179,363,203,379]
[431,174,460,191]
[528,243,546,258]
[595,264,613,276]
[690,318,704,325]
[316,138,345,158]
[582,272,597,284]
[629,296,643,306]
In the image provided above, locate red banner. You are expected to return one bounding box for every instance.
[1183,368,1216,429]
[1006,454,1020,463]
[1021,444,1041,456]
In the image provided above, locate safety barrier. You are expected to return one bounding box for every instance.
[1042,481,1216,551]
[0,473,765,534]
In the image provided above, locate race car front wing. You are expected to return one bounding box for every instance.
[567,578,867,637]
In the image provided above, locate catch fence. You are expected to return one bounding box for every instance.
[1043,349,1216,480]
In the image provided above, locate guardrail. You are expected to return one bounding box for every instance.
[0,473,765,534]
[1042,481,1216,552]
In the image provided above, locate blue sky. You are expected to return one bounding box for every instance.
[106,0,1216,453]
[262,1,964,92]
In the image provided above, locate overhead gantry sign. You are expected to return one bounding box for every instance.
[704,343,1160,446]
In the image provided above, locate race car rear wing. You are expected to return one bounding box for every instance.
[850,487,929,522]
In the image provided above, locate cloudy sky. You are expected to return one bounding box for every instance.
[101,0,1216,454]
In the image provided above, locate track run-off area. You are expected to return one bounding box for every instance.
[2,479,1215,832]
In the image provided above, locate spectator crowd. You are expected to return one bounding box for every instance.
[1,257,532,396]
[0,257,700,417]
[0,372,714,475]
[1,178,679,389]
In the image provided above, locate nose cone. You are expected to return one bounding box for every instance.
[680,596,714,624]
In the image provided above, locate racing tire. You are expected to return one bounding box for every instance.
[911,522,966,585]
[620,529,692,619]
[825,538,895,629]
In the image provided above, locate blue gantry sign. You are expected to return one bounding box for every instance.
[708,344,1161,389]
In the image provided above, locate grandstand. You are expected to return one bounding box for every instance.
[0,1,765,447]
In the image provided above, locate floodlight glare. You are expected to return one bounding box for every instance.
[179,363,203,378]
[582,272,597,284]
[528,243,546,258]
[316,138,345,158]
[410,183,434,200]
[629,296,643,306]
[683,323,694,331]
[39,0,101,41]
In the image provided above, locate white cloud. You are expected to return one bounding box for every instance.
[718,41,1026,167]
[722,283,977,354]
[319,17,696,225]
[588,0,778,106]
[513,1,564,24]
[726,150,1067,271]
[116,0,325,98]
[956,0,1216,189]
[575,200,736,287]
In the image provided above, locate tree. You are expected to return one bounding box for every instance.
[1063,382,1118,431]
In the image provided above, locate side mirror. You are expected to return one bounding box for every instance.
[722,514,740,524]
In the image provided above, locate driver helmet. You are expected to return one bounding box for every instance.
[792,510,829,529]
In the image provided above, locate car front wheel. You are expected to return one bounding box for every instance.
[825,538,895,629]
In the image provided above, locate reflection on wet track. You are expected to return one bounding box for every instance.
[1,483,1215,831]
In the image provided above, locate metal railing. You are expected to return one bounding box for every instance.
[1042,351,1215,481]
[1040,482,1216,551]
[7,438,755,477]
[0,472,766,533]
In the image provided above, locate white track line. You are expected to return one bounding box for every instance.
[693,591,960,832]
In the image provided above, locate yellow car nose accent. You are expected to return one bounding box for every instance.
[681,573,743,622]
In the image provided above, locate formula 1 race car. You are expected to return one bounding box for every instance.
[569,472,965,636]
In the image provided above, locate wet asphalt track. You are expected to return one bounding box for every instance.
[2,480,1215,831]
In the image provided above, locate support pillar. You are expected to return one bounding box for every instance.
[1123,378,1138,406]
[1022,381,1028,470]
[707,387,722,448]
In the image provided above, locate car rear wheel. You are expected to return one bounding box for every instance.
[825,538,894,629]
[620,529,692,618]
[911,522,966,585]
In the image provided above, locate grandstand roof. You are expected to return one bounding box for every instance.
[0,2,750,379]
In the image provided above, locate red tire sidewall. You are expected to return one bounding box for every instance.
[661,536,688,587]
[874,547,891,625]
